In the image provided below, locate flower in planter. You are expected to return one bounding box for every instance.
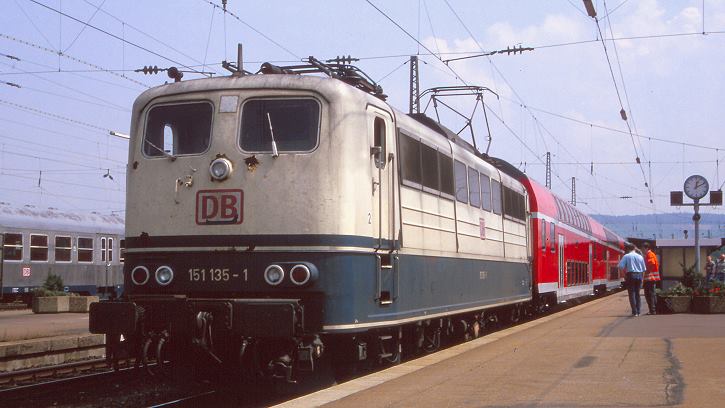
[694,281,725,297]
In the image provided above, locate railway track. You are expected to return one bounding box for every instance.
[0,291,617,407]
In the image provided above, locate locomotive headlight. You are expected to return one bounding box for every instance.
[155,266,174,286]
[290,264,311,285]
[131,266,150,285]
[264,265,285,286]
[209,158,233,181]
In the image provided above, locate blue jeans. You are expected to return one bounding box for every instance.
[626,273,643,315]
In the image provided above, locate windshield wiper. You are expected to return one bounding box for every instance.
[266,112,279,158]
[144,139,177,161]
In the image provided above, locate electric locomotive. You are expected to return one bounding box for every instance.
[90,55,629,384]
[90,57,536,381]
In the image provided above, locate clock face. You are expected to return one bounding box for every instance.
[683,175,709,200]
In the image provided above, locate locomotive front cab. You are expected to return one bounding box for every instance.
[90,74,395,381]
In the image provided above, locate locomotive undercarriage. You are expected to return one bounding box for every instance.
[91,298,536,384]
[91,297,325,383]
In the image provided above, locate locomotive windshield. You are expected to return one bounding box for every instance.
[143,102,213,157]
[240,99,320,153]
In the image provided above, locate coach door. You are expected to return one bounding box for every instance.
[588,243,593,284]
[368,106,398,304]
[0,234,3,300]
[558,234,565,289]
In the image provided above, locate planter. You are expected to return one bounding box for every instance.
[69,296,99,313]
[32,296,70,314]
[656,295,691,314]
[692,296,725,314]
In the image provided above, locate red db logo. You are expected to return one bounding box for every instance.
[196,189,243,225]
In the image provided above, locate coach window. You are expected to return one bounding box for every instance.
[55,236,72,262]
[468,168,481,208]
[144,102,212,157]
[30,234,48,262]
[78,237,94,263]
[438,153,454,198]
[108,238,114,263]
[240,99,320,153]
[420,143,439,192]
[480,174,492,211]
[101,238,107,263]
[400,134,422,186]
[491,179,502,215]
[550,224,556,253]
[454,160,468,203]
[2,233,23,261]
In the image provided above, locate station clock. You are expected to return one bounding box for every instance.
[683,174,709,200]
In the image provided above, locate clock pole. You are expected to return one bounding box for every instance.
[671,174,716,278]
[693,199,701,276]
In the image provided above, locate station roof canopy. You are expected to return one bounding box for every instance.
[655,238,724,248]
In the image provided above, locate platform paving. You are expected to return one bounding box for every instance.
[0,309,90,342]
[279,292,725,408]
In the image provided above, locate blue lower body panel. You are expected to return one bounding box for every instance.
[125,250,531,334]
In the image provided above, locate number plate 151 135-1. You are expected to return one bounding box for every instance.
[188,268,248,282]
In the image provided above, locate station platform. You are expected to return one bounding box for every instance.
[279,292,725,408]
[0,309,90,342]
[0,309,102,372]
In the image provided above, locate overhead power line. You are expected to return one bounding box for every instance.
[0,33,149,87]
[503,99,724,151]
[25,0,209,77]
[200,0,301,61]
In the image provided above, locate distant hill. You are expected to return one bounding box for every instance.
[592,213,725,240]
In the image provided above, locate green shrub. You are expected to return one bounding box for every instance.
[681,262,706,291]
[32,273,71,297]
[43,273,64,292]
[657,282,693,297]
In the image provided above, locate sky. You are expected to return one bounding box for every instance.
[1,0,724,221]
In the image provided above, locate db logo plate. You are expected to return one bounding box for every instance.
[196,189,243,225]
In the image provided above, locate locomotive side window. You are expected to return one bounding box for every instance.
[55,236,72,262]
[144,102,213,157]
[30,234,48,262]
[373,117,386,169]
[78,237,94,263]
[454,160,468,203]
[438,153,454,197]
[240,99,320,152]
[400,134,422,185]
[480,174,492,211]
[503,186,526,221]
[468,168,481,208]
[541,220,547,250]
[2,233,23,261]
[420,143,439,191]
[491,179,502,215]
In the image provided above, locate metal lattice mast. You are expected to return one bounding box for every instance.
[409,56,419,114]
[545,152,551,189]
[571,177,577,206]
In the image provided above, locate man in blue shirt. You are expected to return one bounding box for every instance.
[618,243,646,316]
